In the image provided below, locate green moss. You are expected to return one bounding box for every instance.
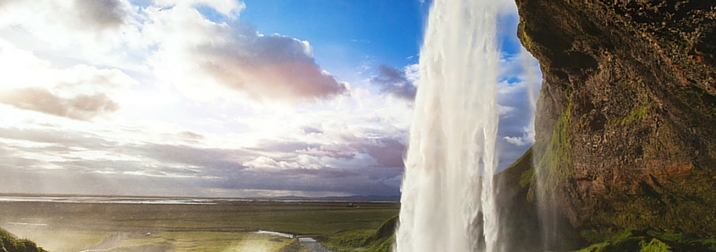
[519,165,535,189]
[639,238,671,252]
[581,230,608,244]
[577,237,642,252]
[612,103,650,126]
[576,229,651,252]
[517,19,534,52]
[564,85,573,99]
[578,228,716,252]
[577,153,716,235]
[536,108,573,195]
[646,230,716,250]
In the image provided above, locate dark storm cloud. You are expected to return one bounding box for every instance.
[0,88,119,120]
[371,64,417,100]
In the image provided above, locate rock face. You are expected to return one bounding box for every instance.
[515,0,716,236]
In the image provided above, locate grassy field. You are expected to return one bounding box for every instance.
[0,200,399,252]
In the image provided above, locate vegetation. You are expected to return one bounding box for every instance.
[322,215,398,252]
[0,228,46,252]
[577,228,716,252]
[536,108,573,197]
[611,103,650,126]
[0,200,399,251]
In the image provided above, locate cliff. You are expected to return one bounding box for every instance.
[513,0,716,245]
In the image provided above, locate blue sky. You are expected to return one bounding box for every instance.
[0,0,538,197]
[241,0,426,66]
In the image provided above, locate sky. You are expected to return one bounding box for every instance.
[0,0,540,198]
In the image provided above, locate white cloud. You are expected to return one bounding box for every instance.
[0,39,138,120]
[405,63,420,86]
[0,0,346,104]
[494,25,542,169]
[153,0,246,18]
[0,0,139,64]
[0,0,542,197]
[497,0,520,15]
[371,64,417,100]
[502,125,535,146]
[141,3,347,103]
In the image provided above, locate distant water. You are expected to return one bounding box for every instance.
[255,230,294,238]
[396,0,501,251]
[0,196,221,205]
[0,195,395,205]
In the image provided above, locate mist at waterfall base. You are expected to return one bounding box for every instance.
[395,0,502,251]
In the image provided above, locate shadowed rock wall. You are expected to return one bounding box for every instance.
[515,0,716,236]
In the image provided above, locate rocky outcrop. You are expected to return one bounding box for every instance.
[514,0,716,237]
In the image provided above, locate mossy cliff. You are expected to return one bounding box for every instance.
[511,0,716,246]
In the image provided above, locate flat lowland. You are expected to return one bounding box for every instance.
[0,198,399,252]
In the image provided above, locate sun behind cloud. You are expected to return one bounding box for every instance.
[0,0,416,197]
[0,0,540,198]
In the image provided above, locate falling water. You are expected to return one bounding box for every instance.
[396,0,501,251]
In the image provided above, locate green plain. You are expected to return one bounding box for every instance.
[0,200,398,252]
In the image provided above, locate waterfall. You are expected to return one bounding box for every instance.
[396,0,501,251]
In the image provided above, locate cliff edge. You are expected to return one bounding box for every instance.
[515,0,716,239]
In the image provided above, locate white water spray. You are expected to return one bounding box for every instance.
[396,0,501,251]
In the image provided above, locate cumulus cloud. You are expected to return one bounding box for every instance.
[503,126,535,146]
[0,0,421,197]
[0,0,346,104]
[0,40,137,120]
[0,80,413,196]
[371,64,417,100]
[0,0,133,52]
[146,3,348,102]
[154,0,246,17]
[0,88,119,120]
[74,0,127,30]
[404,63,420,86]
[495,49,541,170]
